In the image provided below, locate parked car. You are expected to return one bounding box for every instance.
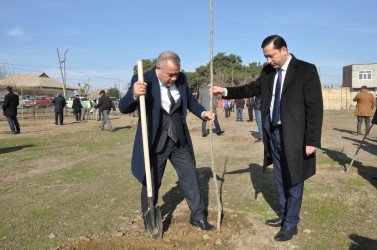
[109,97,119,108]
[0,91,6,108]
[23,96,52,108]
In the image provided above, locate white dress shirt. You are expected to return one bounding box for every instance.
[158,80,180,113]
[269,54,292,124]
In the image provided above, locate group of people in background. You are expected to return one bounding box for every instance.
[54,90,116,132]
[2,88,117,133]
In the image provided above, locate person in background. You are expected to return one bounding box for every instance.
[72,95,82,121]
[199,83,224,137]
[246,96,255,122]
[52,92,66,125]
[82,99,94,120]
[254,95,263,142]
[236,98,245,121]
[2,86,20,134]
[97,95,103,121]
[94,90,116,132]
[224,100,230,118]
[353,85,375,135]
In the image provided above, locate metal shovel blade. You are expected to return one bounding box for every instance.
[145,198,162,240]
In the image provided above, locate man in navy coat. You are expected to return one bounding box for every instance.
[119,51,215,231]
[214,35,323,241]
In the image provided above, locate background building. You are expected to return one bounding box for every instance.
[0,72,76,97]
[343,64,377,107]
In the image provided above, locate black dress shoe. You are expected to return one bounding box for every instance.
[274,226,297,241]
[265,217,283,227]
[190,219,215,230]
[202,134,207,137]
[216,131,225,136]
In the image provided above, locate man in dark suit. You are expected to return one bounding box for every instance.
[2,86,20,134]
[52,92,66,125]
[213,35,323,241]
[72,95,82,121]
[119,51,215,231]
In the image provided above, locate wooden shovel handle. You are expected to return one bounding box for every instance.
[138,60,153,198]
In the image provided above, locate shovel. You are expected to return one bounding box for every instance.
[138,60,162,239]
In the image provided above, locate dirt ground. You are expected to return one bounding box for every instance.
[1,108,376,249]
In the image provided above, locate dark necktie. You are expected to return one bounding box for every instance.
[272,69,283,125]
[167,86,175,113]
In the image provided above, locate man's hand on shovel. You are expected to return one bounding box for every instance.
[133,81,147,99]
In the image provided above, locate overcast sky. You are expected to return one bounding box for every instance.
[1,0,376,92]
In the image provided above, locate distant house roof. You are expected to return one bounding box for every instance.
[0,72,76,90]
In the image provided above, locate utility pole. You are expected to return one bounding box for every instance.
[57,48,68,116]
[118,79,121,99]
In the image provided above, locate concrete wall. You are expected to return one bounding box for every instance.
[322,87,351,110]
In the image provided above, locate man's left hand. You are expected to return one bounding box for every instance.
[306,146,317,156]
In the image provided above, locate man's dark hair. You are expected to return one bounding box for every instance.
[6,86,12,92]
[361,86,368,90]
[261,35,287,50]
[100,90,105,95]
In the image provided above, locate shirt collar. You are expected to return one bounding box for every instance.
[279,54,292,72]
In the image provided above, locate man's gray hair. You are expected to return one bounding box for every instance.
[156,51,180,69]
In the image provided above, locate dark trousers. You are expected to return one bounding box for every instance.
[6,116,20,133]
[224,108,230,118]
[98,109,103,120]
[141,138,205,222]
[357,116,370,135]
[74,110,81,121]
[202,116,221,135]
[55,111,63,125]
[264,116,304,229]
[247,106,254,121]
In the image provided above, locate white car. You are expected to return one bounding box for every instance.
[66,97,89,109]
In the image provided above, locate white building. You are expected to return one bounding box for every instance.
[343,64,377,107]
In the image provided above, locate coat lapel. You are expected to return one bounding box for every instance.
[282,55,297,94]
[149,69,161,142]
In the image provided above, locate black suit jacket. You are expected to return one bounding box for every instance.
[3,91,19,117]
[226,55,323,185]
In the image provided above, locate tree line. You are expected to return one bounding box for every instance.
[133,52,267,92]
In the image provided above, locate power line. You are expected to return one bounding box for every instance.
[0,62,128,81]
